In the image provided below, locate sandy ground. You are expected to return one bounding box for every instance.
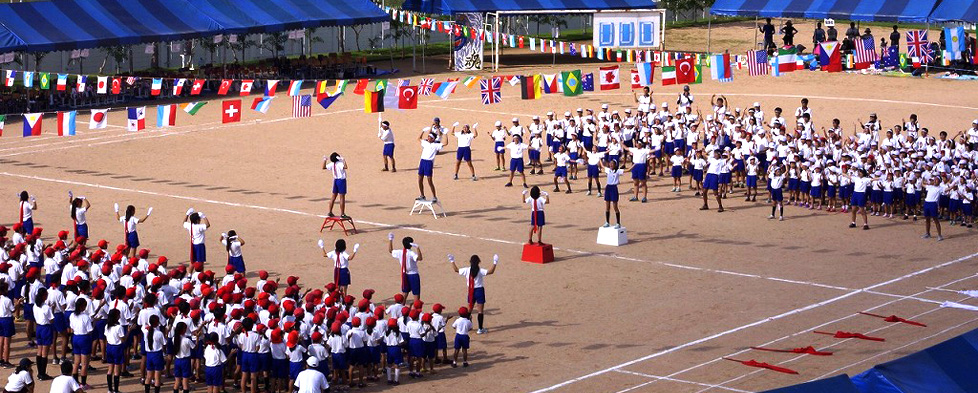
[2,22,978,393]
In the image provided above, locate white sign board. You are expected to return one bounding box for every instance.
[593,11,662,49]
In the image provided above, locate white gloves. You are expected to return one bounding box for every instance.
[472,123,479,129]
[198,212,206,219]
[323,155,328,161]
[186,208,195,216]
[410,242,419,248]
[522,189,528,195]
[146,207,153,216]
[542,191,549,196]
[353,243,360,253]
[221,232,228,239]
[68,191,73,199]
[114,203,119,213]
[448,254,455,263]
[317,239,325,249]
[387,232,394,241]
[452,121,460,128]
[29,196,35,202]
[493,254,499,264]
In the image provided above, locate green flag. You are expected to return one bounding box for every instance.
[561,70,582,96]
[0,115,5,134]
[374,79,387,92]
[39,72,50,89]
[692,65,703,84]
[182,102,207,115]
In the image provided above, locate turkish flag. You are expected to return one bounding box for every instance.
[221,99,242,124]
[217,79,232,95]
[191,79,204,95]
[111,78,121,94]
[676,58,696,84]
[398,86,418,109]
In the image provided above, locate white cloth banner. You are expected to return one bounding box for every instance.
[593,11,662,49]
[453,13,483,71]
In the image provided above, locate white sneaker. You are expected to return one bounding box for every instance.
[779,216,784,221]
[602,222,610,228]
[614,224,621,229]
[768,215,775,219]
[586,191,592,195]
[476,328,487,334]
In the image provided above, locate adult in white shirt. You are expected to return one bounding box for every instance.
[67,192,90,240]
[183,209,210,264]
[416,131,443,202]
[322,152,349,219]
[921,177,945,240]
[451,123,478,181]
[449,254,498,335]
[378,120,396,172]
[114,203,152,259]
[505,136,529,188]
[294,357,329,393]
[388,234,423,303]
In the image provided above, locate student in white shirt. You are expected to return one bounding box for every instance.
[172,321,196,393]
[321,239,359,298]
[921,177,945,240]
[221,230,246,273]
[451,123,478,181]
[294,357,329,393]
[521,187,550,244]
[490,121,507,171]
[114,203,152,259]
[599,159,624,228]
[847,169,873,230]
[552,145,572,193]
[768,164,787,221]
[67,192,90,240]
[182,209,210,264]
[32,288,54,380]
[3,358,34,393]
[417,131,443,202]
[585,146,606,196]
[701,150,726,212]
[449,254,497,335]
[388,234,423,303]
[68,298,96,388]
[505,135,530,188]
[451,307,473,368]
[48,362,82,393]
[322,152,349,219]
[142,314,166,392]
[383,318,404,385]
[203,332,227,393]
[378,120,396,172]
[103,309,128,393]
[16,191,37,237]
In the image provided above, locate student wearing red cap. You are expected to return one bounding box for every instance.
[0,282,15,368]
[115,203,152,259]
[345,317,368,388]
[270,327,289,393]
[383,318,403,385]
[203,332,226,393]
[67,192,90,240]
[452,307,473,368]
[388,234,423,303]
[429,304,453,365]
[420,312,437,374]
[286,330,307,391]
[326,323,348,386]
[449,254,497,335]
[16,191,37,236]
[405,309,424,378]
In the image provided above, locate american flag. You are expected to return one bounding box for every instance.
[854,37,879,64]
[480,77,501,105]
[747,50,769,76]
[906,30,933,63]
[292,95,312,118]
[419,78,434,95]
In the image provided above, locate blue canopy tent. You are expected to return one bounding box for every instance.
[709,0,940,23]
[0,0,388,54]
[929,0,978,23]
[401,0,658,15]
[760,374,861,393]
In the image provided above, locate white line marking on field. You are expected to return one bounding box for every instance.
[613,370,751,393]
[528,255,978,393]
[0,171,857,295]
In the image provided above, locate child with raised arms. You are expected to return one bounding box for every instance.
[522,187,550,244]
[322,152,349,219]
[451,122,478,181]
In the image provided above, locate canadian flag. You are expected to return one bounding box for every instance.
[630,69,641,89]
[599,65,620,90]
[239,80,254,96]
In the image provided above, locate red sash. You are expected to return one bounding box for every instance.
[400,249,408,289]
[333,253,341,284]
[467,271,475,310]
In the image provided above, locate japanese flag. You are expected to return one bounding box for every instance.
[89,109,108,129]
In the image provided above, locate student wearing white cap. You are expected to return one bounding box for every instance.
[490,121,507,171]
[293,357,329,393]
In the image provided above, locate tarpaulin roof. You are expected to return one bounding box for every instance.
[710,0,940,23]
[0,0,388,53]
[929,0,978,22]
[401,0,657,15]
[182,0,389,35]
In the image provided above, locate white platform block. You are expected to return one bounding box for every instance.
[410,199,447,219]
[596,226,628,246]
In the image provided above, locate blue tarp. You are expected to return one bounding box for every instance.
[401,0,657,15]
[850,327,978,393]
[929,0,978,23]
[0,0,388,53]
[761,374,861,393]
[710,0,940,23]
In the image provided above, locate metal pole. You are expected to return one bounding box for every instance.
[754,16,758,50]
[924,22,930,75]
[495,12,501,71]
[707,16,712,54]
[413,26,417,72]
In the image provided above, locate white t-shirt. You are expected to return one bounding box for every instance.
[294,369,329,393]
[507,143,528,159]
[455,132,475,148]
[420,141,443,161]
[525,197,546,212]
[221,238,242,258]
[49,375,80,393]
[324,161,347,180]
[605,168,624,185]
[453,318,472,335]
[121,216,139,233]
[458,267,488,288]
[390,249,420,275]
[204,345,227,367]
[924,184,945,203]
[327,250,350,269]
[4,370,32,391]
[19,202,32,221]
[183,222,207,245]
[106,324,126,345]
[73,206,88,225]
[669,155,685,167]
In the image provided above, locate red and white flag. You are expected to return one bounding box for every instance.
[89,109,108,129]
[173,78,186,95]
[96,76,108,94]
[398,86,418,109]
[630,69,641,89]
[222,100,242,123]
[111,78,121,94]
[599,65,620,90]
[217,79,232,95]
[191,79,204,95]
[265,80,279,96]
[239,80,254,96]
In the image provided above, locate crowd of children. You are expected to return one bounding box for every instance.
[1,193,496,393]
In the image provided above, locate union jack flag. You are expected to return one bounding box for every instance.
[854,37,879,64]
[480,77,501,105]
[419,78,434,95]
[747,50,769,76]
[906,30,933,63]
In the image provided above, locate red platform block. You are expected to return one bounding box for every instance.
[522,243,554,264]
[320,216,357,236]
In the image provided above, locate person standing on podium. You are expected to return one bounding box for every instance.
[522,186,549,244]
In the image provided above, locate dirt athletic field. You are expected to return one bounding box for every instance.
[2,23,978,393]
